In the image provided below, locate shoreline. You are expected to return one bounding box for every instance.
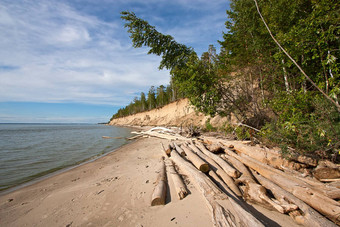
[0,134,298,226]
[0,136,216,226]
[0,124,136,195]
[0,138,136,196]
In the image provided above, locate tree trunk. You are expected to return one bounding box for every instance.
[222,144,340,199]
[220,153,255,184]
[151,157,167,206]
[252,171,337,227]
[229,151,340,224]
[173,142,186,156]
[180,145,210,173]
[170,149,264,227]
[186,144,242,197]
[195,142,240,178]
[164,158,188,200]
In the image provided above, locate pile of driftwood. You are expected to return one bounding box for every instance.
[146,128,340,227]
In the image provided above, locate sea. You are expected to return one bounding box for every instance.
[0,123,134,192]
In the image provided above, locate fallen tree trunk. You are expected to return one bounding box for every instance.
[227,150,340,224]
[220,141,317,169]
[141,130,191,141]
[195,142,240,178]
[151,157,167,206]
[170,149,264,227]
[164,158,188,200]
[223,146,340,200]
[161,143,171,157]
[220,153,255,184]
[186,144,242,197]
[220,152,290,213]
[252,170,337,227]
[173,142,186,156]
[180,144,210,173]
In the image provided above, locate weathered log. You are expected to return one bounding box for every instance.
[141,130,191,141]
[243,182,291,214]
[173,142,186,156]
[206,144,224,154]
[252,170,337,227]
[151,157,167,206]
[186,144,242,197]
[161,143,171,157]
[170,149,264,227]
[195,142,240,178]
[320,178,340,182]
[164,158,188,200]
[220,141,316,170]
[314,162,340,180]
[229,151,340,224]
[224,146,340,200]
[288,153,318,167]
[127,134,143,140]
[220,153,255,184]
[221,152,289,213]
[181,145,210,173]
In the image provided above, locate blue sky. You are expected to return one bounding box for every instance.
[0,0,230,123]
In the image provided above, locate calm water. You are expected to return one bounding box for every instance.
[0,123,133,191]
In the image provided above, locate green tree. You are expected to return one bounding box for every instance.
[147,86,156,110]
[140,92,147,111]
[156,85,166,107]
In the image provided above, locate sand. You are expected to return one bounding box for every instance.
[108,99,231,128]
[0,137,299,227]
[0,137,212,227]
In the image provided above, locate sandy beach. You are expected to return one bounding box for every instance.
[0,137,213,226]
[0,137,299,227]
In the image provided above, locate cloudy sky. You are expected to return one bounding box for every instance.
[0,0,230,123]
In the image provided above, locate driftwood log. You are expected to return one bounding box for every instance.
[181,144,210,173]
[195,142,240,178]
[313,160,340,180]
[151,157,167,206]
[186,143,242,197]
[252,170,337,227]
[173,142,186,156]
[220,153,255,184]
[223,146,340,200]
[220,141,317,169]
[164,158,188,200]
[170,148,264,227]
[226,150,340,224]
[220,153,291,213]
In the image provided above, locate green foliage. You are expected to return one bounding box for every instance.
[235,126,251,141]
[120,11,196,71]
[261,92,340,158]
[204,119,217,132]
[115,4,339,160]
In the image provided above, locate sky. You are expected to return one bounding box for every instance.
[0,0,230,123]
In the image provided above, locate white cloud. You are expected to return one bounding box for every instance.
[52,25,91,44]
[0,0,228,109]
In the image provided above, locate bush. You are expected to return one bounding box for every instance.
[261,91,340,160]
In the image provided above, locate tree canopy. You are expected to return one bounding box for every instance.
[113,2,339,160]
